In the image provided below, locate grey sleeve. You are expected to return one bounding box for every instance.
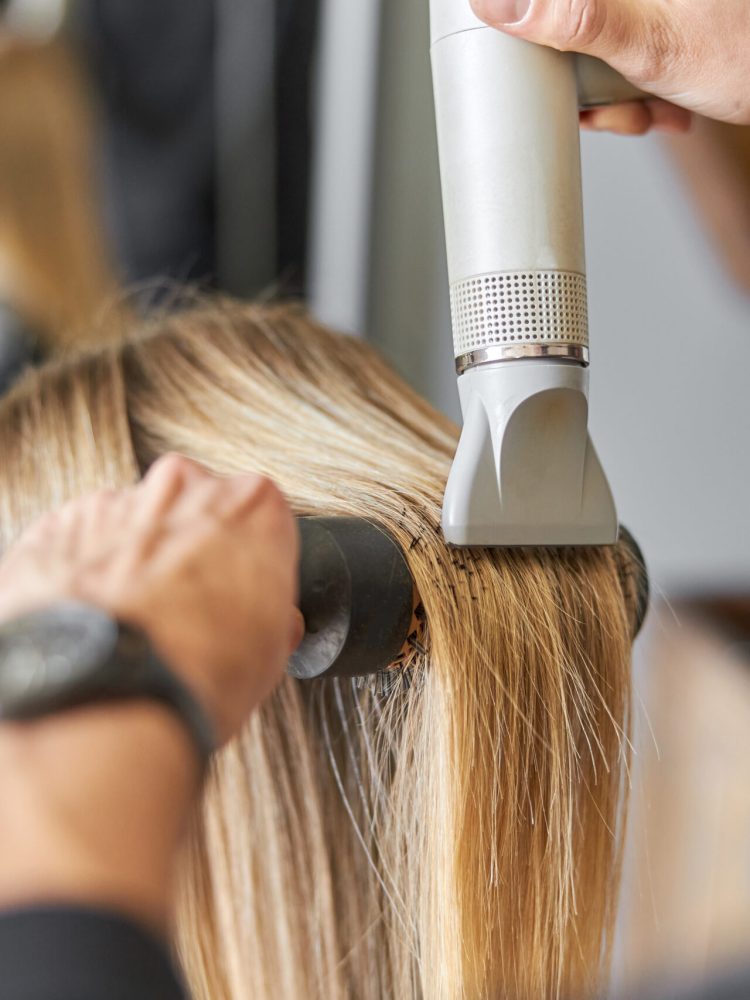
[0,906,188,1000]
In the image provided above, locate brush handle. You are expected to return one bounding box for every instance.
[430,1,588,369]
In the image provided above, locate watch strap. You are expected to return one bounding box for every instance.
[118,636,217,768]
[0,605,216,770]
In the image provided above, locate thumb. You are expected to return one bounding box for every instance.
[470,0,675,85]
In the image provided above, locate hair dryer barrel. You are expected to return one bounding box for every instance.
[431,4,588,366]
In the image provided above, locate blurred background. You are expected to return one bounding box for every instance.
[1,1,749,996]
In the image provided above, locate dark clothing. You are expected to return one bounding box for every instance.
[72,1,217,290]
[0,907,186,1000]
[275,0,320,293]
[72,0,320,298]
[3,904,750,1000]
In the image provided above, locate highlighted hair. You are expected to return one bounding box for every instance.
[0,300,633,998]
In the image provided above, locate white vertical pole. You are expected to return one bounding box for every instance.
[308,0,383,336]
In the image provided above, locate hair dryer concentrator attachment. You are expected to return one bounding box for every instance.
[430,0,621,547]
[288,517,415,681]
[443,361,616,546]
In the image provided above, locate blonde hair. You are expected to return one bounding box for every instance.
[0,39,120,348]
[0,300,634,999]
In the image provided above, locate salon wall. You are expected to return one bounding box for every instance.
[368,0,750,597]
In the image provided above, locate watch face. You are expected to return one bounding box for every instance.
[0,603,118,718]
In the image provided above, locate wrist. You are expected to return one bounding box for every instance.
[0,699,201,931]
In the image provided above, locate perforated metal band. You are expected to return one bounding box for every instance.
[450,270,589,358]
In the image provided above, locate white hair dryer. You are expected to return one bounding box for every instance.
[430,1,643,547]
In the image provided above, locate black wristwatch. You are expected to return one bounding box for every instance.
[0,602,215,767]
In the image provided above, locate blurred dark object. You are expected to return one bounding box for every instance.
[684,596,750,643]
[0,907,185,1000]
[0,304,40,396]
[71,0,320,300]
[275,0,319,295]
[668,120,750,294]
[71,1,217,292]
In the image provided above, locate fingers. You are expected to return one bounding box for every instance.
[140,453,279,525]
[471,0,633,53]
[580,99,692,136]
[473,0,750,126]
[0,455,301,743]
[471,0,706,133]
[209,472,284,523]
[580,100,651,136]
[227,476,299,613]
[137,453,208,521]
[470,0,689,104]
[136,457,297,586]
[289,608,305,655]
[471,0,665,67]
[144,460,299,622]
[647,99,693,133]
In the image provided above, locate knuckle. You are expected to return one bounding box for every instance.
[241,474,288,519]
[143,453,204,508]
[151,452,192,482]
[552,0,607,51]
[255,475,285,508]
[218,475,296,559]
[258,479,295,532]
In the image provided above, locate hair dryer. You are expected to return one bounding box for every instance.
[430,1,642,547]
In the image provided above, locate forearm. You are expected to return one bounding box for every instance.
[0,457,298,996]
[0,701,200,933]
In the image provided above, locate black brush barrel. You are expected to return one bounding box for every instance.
[617,525,650,639]
[288,517,414,681]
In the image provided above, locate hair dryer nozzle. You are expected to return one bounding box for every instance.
[442,362,618,547]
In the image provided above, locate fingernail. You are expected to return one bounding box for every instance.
[484,0,531,25]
